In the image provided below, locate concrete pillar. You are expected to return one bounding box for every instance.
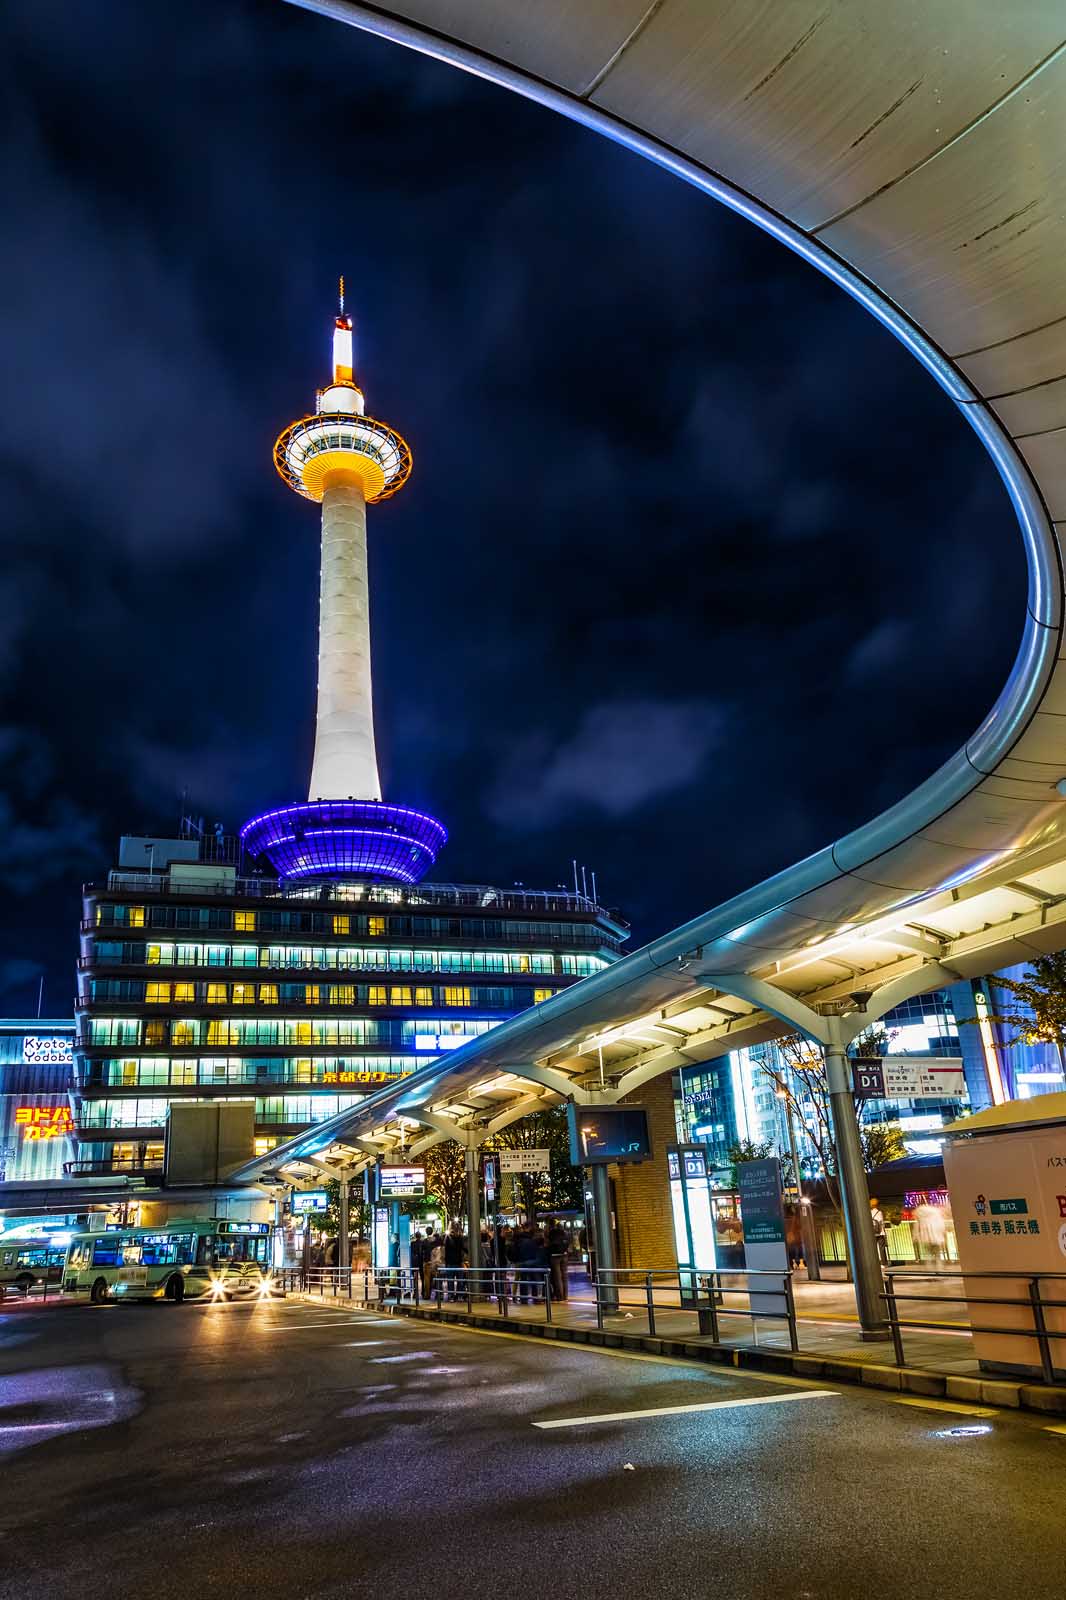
[309,481,381,801]
[825,1037,888,1337]
[611,1075,680,1269]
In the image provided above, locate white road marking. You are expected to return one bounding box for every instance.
[533,1390,839,1429]
[369,1351,437,1364]
[255,1320,367,1333]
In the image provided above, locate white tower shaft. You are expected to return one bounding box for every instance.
[308,481,382,801]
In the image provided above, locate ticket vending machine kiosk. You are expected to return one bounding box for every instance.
[667,1144,718,1304]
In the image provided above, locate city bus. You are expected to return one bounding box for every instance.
[62,1219,278,1305]
[0,1240,68,1297]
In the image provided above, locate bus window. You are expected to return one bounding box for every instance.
[91,1238,126,1268]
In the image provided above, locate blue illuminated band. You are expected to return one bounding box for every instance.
[241,800,448,884]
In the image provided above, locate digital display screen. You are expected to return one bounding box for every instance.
[291,1190,330,1215]
[567,1105,651,1166]
[378,1165,426,1199]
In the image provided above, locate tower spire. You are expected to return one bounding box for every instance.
[338,274,345,314]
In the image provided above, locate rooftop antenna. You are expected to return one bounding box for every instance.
[572,859,579,898]
[591,869,598,906]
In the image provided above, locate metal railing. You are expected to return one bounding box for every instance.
[279,1266,420,1304]
[883,1269,1066,1384]
[591,1266,799,1352]
[431,1265,553,1321]
[62,1158,162,1177]
[88,874,625,925]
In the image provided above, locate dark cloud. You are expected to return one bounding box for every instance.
[488,699,726,827]
[0,0,1026,998]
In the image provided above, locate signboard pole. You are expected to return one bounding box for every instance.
[465,1146,481,1269]
[827,1041,888,1337]
[589,1163,618,1312]
[338,1172,350,1272]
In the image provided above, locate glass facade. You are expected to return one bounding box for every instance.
[75,846,627,1164]
[0,1020,77,1183]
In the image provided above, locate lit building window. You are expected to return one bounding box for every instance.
[390,986,412,1006]
[145,1021,166,1045]
[206,983,228,1005]
[145,982,171,1005]
[330,985,355,1006]
[232,983,255,1005]
[304,984,320,1005]
[172,1020,197,1045]
[146,945,162,966]
[207,1021,238,1046]
[294,1022,313,1045]
[333,914,350,935]
[443,987,471,1008]
[415,986,433,1006]
[235,910,256,931]
[534,988,554,1004]
[174,982,195,1005]
[129,906,146,928]
[519,955,531,973]
[368,986,387,1005]
[254,1136,277,1156]
[368,916,386,937]
[258,984,279,1005]
[121,1060,138,1086]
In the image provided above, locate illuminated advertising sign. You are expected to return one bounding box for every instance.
[22,1036,74,1066]
[15,1106,74,1141]
[291,1190,330,1215]
[378,1164,426,1200]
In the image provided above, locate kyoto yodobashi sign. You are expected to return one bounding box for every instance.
[737,1157,789,1316]
[944,1127,1066,1376]
[378,1164,426,1200]
[22,1036,73,1066]
[852,1055,965,1098]
[499,1149,550,1175]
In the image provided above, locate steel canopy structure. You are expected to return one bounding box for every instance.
[237,1,1066,1193]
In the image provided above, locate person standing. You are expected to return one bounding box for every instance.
[444,1222,467,1298]
[409,1231,424,1298]
[869,1197,890,1267]
[547,1218,569,1302]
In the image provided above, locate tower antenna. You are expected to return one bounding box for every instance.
[338,275,345,314]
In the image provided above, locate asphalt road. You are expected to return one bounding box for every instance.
[0,1296,1062,1600]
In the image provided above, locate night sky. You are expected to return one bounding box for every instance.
[1,0,1026,1015]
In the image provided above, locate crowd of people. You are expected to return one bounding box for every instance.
[410,1218,571,1303]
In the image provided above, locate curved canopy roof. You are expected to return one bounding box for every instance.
[238,1,1066,1187]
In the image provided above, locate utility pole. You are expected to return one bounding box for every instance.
[824,1022,886,1336]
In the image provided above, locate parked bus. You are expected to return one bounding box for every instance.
[0,1241,67,1298]
[62,1219,277,1305]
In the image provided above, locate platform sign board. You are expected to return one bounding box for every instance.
[853,1056,965,1098]
[667,1145,717,1304]
[567,1104,651,1166]
[500,1149,550,1175]
[291,1189,329,1215]
[737,1157,789,1317]
[852,1059,885,1097]
[378,1164,426,1200]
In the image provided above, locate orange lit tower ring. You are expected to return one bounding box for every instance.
[273,409,412,503]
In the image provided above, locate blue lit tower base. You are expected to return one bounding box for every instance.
[241,799,446,886]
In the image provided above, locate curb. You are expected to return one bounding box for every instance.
[387,1302,1066,1419]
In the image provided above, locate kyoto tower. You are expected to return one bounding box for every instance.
[241,284,447,883]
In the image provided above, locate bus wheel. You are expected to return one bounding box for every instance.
[90,1278,109,1305]
[16,1275,34,1296]
[164,1275,185,1305]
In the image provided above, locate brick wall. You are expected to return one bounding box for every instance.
[612,1073,680,1269]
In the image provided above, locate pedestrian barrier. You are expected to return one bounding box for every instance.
[591,1266,799,1352]
[278,1266,420,1305]
[431,1265,553,1321]
[883,1269,1066,1383]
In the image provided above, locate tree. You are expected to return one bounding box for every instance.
[979,954,1066,1054]
[860,1121,907,1173]
[309,1177,371,1240]
[488,1104,583,1218]
[422,1141,467,1224]
[725,1137,775,1191]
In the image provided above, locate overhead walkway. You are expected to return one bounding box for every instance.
[239,3,1066,1322]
